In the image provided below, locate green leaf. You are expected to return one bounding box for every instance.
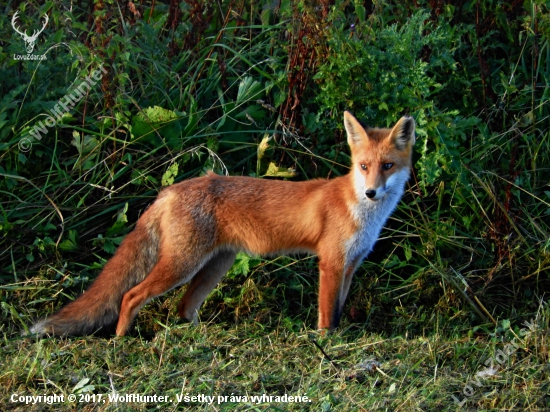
[102,237,124,254]
[378,102,389,111]
[72,378,90,391]
[227,252,261,279]
[106,203,129,237]
[72,378,95,394]
[263,162,296,178]
[131,106,182,147]
[229,253,250,277]
[273,88,286,108]
[355,3,366,23]
[161,163,179,187]
[303,111,320,133]
[236,77,263,103]
[71,131,99,156]
[59,230,79,251]
[404,244,412,261]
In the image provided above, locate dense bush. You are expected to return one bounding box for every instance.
[1,0,549,334]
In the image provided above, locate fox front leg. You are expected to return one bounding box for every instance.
[317,256,348,330]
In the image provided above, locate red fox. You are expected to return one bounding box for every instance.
[29,112,415,337]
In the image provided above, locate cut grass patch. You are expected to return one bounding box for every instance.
[2,297,549,411]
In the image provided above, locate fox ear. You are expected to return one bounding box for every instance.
[344,111,368,147]
[389,116,415,150]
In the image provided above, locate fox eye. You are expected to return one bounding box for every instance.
[360,164,367,170]
[383,163,393,170]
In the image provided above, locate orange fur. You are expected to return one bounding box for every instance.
[29,112,415,337]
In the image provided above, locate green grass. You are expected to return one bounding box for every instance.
[2,297,549,411]
[2,0,550,410]
[2,253,550,410]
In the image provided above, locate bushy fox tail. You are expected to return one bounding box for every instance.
[29,222,159,336]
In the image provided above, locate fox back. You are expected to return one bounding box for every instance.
[29,111,415,337]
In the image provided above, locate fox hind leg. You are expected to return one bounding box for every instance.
[177,250,236,323]
[116,255,202,336]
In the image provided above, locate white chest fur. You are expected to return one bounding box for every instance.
[345,168,410,267]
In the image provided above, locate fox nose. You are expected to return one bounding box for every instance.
[365,189,376,199]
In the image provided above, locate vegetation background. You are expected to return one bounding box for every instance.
[1,0,549,410]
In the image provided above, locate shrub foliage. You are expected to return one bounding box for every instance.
[1,0,549,334]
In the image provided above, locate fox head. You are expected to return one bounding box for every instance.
[344,111,415,202]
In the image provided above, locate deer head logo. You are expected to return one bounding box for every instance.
[11,11,49,54]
